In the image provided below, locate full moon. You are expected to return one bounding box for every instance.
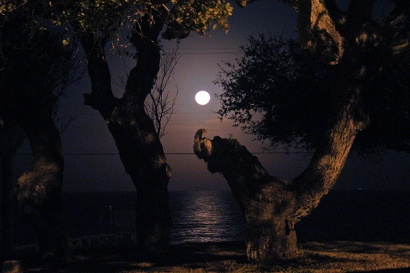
[195,91,211,105]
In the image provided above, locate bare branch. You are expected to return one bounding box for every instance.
[145,40,180,138]
[55,106,84,134]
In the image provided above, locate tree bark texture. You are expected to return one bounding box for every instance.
[194,91,362,260]
[193,0,387,261]
[0,155,15,256]
[0,119,24,257]
[15,115,71,260]
[1,14,73,260]
[80,11,172,252]
[194,129,299,260]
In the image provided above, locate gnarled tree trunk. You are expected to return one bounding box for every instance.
[194,129,298,260]
[80,10,172,252]
[15,115,71,260]
[1,115,70,261]
[0,119,24,257]
[193,0,387,261]
[0,154,15,256]
[194,62,368,260]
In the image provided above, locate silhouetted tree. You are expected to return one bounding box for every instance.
[0,2,79,259]
[216,35,330,151]
[2,0,233,254]
[0,119,24,257]
[195,0,410,261]
[216,34,409,153]
[56,0,233,252]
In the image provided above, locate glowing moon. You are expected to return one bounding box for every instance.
[195,91,211,105]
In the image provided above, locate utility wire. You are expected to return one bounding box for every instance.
[16,151,311,156]
[162,47,241,55]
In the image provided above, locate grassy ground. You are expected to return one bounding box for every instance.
[8,241,410,273]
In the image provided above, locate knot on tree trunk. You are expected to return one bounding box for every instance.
[17,163,62,217]
[193,129,213,161]
[16,162,70,261]
[246,220,298,261]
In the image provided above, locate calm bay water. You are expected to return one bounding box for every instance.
[170,191,246,243]
[14,190,410,246]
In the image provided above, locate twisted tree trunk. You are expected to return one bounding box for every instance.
[194,61,368,260]
[0,119,24,257]
[0,154,15,256]
[194,111,361,260]
[80,11,172,252]
[192,0,389,261]
[15,115,71,260]
[1,114,70,261]
[194,129,297,259]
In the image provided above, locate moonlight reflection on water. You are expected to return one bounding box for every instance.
[170,191,246,243]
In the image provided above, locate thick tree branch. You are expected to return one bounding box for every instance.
[126,10,167,109]
[81,31,116,119]
[193,129,290,207]
[290,64,368,221]
[297,0,345,64]
[0,118,24,255]
[193,129,298,260]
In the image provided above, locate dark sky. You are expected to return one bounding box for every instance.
[15,0,410,191]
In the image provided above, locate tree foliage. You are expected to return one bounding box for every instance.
[0,0,233,41]
[0,0,234,137]
[216,33,410,153]
[216,35,331,150]
[0,1,79,123]
[356,40,410,153]
[206,1,410,261]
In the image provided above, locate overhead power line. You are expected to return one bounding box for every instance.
[162,47,241,55]
[15,151,311,156]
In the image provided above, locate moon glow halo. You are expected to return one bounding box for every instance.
[195,91,211,105]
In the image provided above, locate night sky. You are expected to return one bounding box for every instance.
[14,1,410,192]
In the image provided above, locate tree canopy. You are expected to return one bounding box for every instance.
[216,33,410,153]
[0,0,79,125]
[0,0,233,43]
[202,1,410,261]
[216,35,330,150]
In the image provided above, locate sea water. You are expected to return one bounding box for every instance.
[170,191,246,243]
[13,190,410,246]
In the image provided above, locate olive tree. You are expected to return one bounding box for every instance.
[194,0,410,261]
[55,0,233,252]
[2,0,234,255]
[0,120,24,256]
[0,2,79,259]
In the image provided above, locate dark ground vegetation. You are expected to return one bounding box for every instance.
[6,241,409,273]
